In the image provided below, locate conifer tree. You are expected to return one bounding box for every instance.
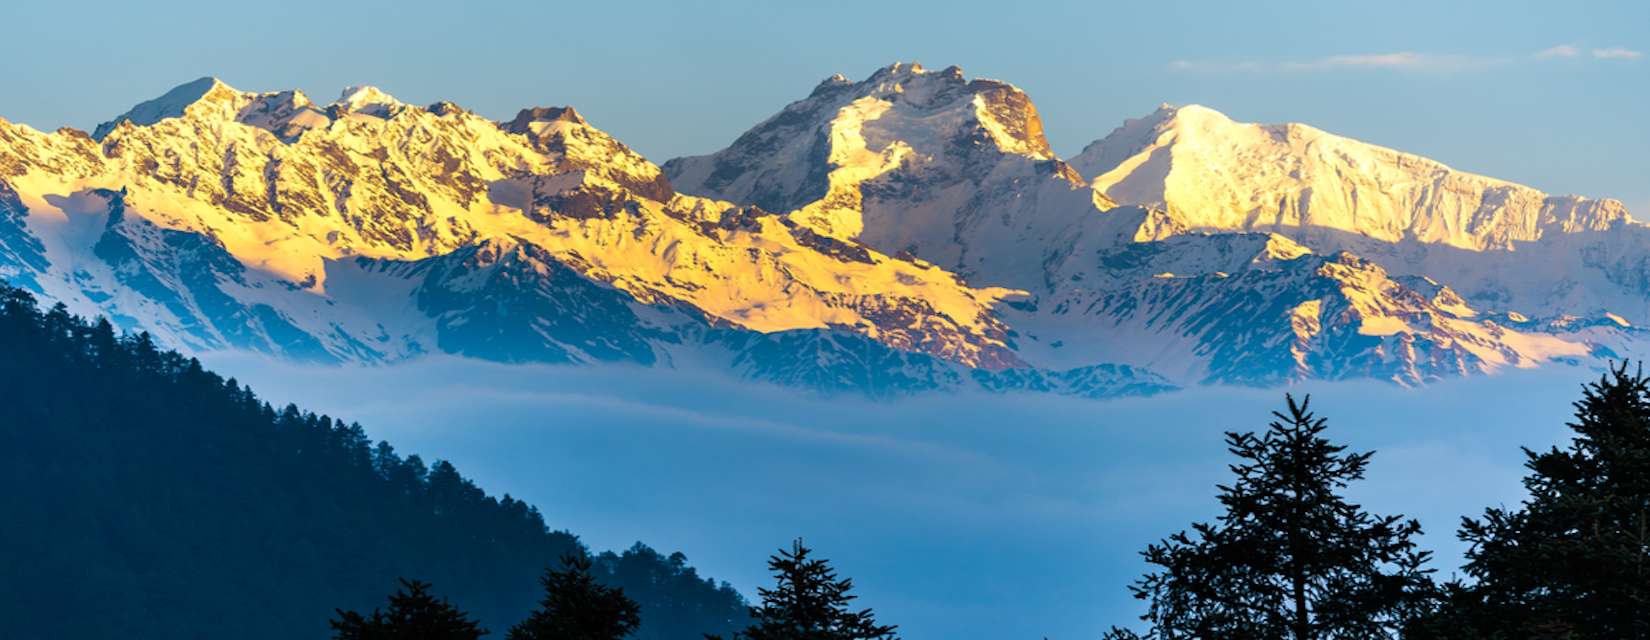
[331,578,488,639]
[1417,363,1650,638]
[508,551,642,640]
[711,539,897,640]
[1106,395,1436,640]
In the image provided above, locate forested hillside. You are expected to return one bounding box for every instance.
[0,282,748,639]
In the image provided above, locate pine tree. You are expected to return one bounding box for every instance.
[1106,395,1436,639]
[1419,363,1650,638]
[508,551,642,640]
[712,539,897,640]
[331,578,488,639]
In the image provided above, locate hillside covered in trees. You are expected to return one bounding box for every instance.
[0,282,749,639]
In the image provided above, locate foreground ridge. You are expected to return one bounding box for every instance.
[0,282,749,639]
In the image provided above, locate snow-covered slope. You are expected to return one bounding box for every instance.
[1,67,1642,394]
[0,76,1178,396]
[1072,104,1631,250]
[1010,237,1602,385]
[667,64,1645,386]
[1071,103,1650,325]
[665,63,1136,293]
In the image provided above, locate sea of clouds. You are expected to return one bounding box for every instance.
[204,353,1597,639]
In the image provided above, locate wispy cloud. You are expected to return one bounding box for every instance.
[1172,43,1643,73]
[1168,52,1497,73]
[1535,44,1581,59]
[1592,46,1644,60]
[1285,52,1490,71]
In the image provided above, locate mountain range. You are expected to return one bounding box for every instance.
[0,62,1642,396]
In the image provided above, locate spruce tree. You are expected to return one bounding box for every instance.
[1106,395,1436,640]
[1420,363,1650,638]
[508,552,642,640]
[712,539,897,640]
[331,578,488,639]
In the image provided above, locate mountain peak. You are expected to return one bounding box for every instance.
[870,61,925,78]
[237,89,330,141]
[1070,103,1232,180]
[502,104,674,201]
[184,75,237,95]
[1157,103,1238,129]
[863,61,967,80]
[332,85,404,117]
[92,76,242,140]
[666,61,1053,207]
[809,72,853,96]
[664,62,1079,290]
[859,61,971,95]
[1072,102,1632,250]
[268,88,316,109]
[505,106,587,130]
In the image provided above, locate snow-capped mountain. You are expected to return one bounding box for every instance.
[1071,104,1631,251]
[1070,103,1650,326]
[665,63,1645,386]
[0,65,1641,395]
[1012,238,1602,385]
[665,62,1135,293]
[0,74,1161,397]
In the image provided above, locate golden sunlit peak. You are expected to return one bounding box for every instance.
[872,61,930,77]
[333,85,404,115]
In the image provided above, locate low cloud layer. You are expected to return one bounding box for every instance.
[1173,43,1643,73]
[203,352,1604,639]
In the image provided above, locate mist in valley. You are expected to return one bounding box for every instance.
[206,353,1595,639]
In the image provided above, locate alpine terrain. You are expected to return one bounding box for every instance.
[1,63,1642,395]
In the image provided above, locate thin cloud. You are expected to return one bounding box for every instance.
[1283,52,1486,71]
[1172,44,1642,73]
[1536,44,1581,59]
[1592,47,1644,60]
[1169,51,1496,73]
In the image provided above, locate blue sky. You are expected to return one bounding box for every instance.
[4,0,1646,212]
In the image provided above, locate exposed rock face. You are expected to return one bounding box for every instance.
[1023,248,1592,385]
[504,106,675,201]
[1,65,1643,395]
[0,74,1158,397]
[0,179,49,291]
[665,63,1122,292]
[667,64,1647,387]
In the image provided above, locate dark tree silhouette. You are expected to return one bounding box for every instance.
[1415,363,1650,639]
[509,552,642,640]
[710,539,897,640]
[0,281,748,639]
[1106,395,1436,640]
[332,578,488,639]
[595,543,749,638]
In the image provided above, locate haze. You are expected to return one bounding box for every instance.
[209,353,1596,638]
